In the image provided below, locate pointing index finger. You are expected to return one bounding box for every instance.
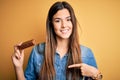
[68,63,82,68]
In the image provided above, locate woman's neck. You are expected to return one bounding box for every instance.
[56,38,69,58]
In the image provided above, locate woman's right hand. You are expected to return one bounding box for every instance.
[12,43,24,69]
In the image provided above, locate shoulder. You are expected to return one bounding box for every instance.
[80,45,94,58]
[80,45,97,67]
[29,42,45,62]
[29,42,45,58]
[33,42,45,54]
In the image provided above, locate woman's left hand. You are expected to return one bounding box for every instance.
[68,63,99,78]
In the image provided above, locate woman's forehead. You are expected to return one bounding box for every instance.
[53,8,70,19]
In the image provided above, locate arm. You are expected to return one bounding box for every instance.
[68,47,103,80]
[11,44,25,80]
[68,63,102,80]
[14,67,25,80]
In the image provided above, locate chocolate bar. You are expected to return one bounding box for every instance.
[17,39,35,50]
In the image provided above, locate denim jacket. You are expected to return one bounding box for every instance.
[25,43,97,80]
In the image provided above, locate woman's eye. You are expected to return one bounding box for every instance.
[67,18,71,21]
[54,20,60,22]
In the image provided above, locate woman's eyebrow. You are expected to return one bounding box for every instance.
[53,16,71,20]
[53,18,61,20]
[66,16,71,19]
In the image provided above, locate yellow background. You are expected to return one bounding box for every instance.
[0,0,120,80]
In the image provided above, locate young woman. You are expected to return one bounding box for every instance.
[12,1,102,80]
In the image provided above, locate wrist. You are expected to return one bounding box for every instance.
[92,71,103,80]
[14,66,23,71]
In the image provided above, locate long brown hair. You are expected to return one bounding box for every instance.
[39,1,82,80]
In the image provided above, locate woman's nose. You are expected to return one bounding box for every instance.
[61,20,67,28]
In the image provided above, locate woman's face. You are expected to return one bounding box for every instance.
[52,8,73,40]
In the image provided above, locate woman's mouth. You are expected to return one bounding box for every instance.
[61,29,69,34]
